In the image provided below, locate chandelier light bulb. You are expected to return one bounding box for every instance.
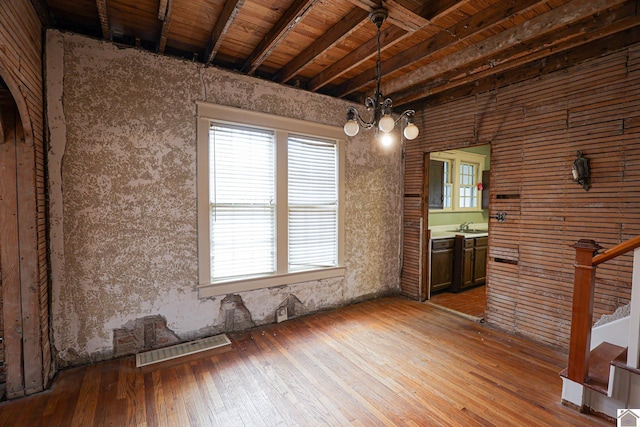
[403,122,419,140]
[344,119,360,137]
[379,131,394,147]
[378,114,395,133]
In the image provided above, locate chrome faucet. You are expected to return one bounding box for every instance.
[458,222,473,231]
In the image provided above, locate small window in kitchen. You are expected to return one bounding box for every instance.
[443,160,453,209]
[459,162,478,208]
[430,150,485,212]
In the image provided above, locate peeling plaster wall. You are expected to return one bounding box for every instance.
[46,30,403,367]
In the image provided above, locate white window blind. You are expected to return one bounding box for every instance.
[209,123,275,280]
[288,135,338,271]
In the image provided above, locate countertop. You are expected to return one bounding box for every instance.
[429,224,488,240]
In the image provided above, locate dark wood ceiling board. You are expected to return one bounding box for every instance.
[392,4,640,106]
[29,0,52,25]
[273,7,370,83]
[381,0,628,99]
[108,0,162,41]
[205,0,246,63]
[240,0,320,74]
[259,4,353,70]
[168,0,225,49]
[214,0,291,66]
[45,0,101,35]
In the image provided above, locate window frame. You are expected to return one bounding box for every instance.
[430,150,485,213]
[196,102,346,298]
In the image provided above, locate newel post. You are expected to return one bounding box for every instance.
[567,239,602,383]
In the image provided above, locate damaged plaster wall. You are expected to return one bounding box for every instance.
[46,30,403,367]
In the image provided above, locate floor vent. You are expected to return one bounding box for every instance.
[136,334,231,371]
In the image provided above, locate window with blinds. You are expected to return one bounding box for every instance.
[288,135,338,271]
[197,102,344,292]
[209,123,276,280]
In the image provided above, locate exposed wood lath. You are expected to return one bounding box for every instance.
[402,41,640,349]
[0,0,50,397]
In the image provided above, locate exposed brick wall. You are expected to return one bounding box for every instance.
[113,315,180,358]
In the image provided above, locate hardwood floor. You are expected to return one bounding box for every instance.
[429,285,487,319]
[0,296,609,426]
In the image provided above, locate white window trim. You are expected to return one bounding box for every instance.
[196,102,346,298]
[430,149,485,213]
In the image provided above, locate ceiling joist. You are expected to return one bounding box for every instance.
[395,3,640,105]
[241,0,319,75]
[273,8,369,84]
[157,0,174,54]
[96,0,111,40]
[206,0,246,65]
[382,0,630,102]
[331,0,551,98]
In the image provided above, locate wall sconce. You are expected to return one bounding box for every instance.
[572,151,590,191]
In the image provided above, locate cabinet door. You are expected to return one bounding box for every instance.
[431,239,453,292]
[428,160,444,209]
[472,238,488,285]
[462,246,474,289]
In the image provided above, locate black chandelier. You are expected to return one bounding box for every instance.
[343,8,419,145]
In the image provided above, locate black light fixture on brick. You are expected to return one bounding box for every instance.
[572,150,590,191]
[343,8,419,146]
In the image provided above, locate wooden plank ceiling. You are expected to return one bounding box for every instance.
[36,0,640,107]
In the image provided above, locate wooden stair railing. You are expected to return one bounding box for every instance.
[567,236,640,385]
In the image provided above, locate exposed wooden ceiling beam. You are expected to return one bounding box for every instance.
[157,0,174,54]
[391,1,640,106]
[382,0,629,101]
[331,0,549,98]
[96,0,111,40]
[419,26,640,109]
[273,8,369,84]
[307,0,471,92]
[307,25,406,92]
[158,0,169,20]
[206,0,246,65]
[241,0,318,75]
[419,0,466,21]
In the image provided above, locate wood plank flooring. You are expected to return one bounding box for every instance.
[0,296,610,426]
[429,285,487,319]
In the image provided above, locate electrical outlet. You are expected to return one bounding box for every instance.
[276,306,288,323]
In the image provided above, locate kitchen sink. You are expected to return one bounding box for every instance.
[448,229,487,234]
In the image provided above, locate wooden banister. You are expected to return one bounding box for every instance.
[567,239,601,383]
[592,235,640,266]
[567,236,640,384]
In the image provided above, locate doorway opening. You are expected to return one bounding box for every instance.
[424,144,491,320]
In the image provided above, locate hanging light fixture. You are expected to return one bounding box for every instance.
[343,8,419,143]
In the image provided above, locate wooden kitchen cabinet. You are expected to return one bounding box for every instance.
[452,235,487,292]
[473,237,488,285]
[431,238,453,292]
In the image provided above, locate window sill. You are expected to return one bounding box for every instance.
[430,209,483,214]
[197,267,346,298]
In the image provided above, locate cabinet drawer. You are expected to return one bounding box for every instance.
[475,237,488,246]
[432,239,453,250]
